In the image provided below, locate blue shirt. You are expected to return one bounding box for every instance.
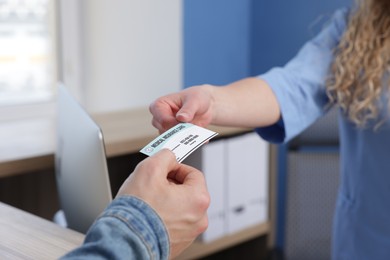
[61,196,170,260]
[257,8,390,260]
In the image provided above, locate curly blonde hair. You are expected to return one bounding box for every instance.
[327,0,390,127]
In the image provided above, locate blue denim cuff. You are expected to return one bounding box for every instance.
[99,196,170,260]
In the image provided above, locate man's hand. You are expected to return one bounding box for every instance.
[117,149,210,259]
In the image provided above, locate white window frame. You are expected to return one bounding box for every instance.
[0,0,60,122]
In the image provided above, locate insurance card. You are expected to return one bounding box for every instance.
[140,123,218,162]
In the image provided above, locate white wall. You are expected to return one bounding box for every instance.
[60,0,182,113]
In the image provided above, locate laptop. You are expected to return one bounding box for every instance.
[55,83,112,233]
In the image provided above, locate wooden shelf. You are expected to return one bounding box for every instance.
[177,222,270,259]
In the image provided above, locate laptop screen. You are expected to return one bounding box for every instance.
[55,83,112,233]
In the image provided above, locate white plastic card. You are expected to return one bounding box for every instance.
[140,123,218,162]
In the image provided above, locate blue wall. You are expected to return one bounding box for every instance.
[184,0,252,87]
[184,0,351,87]
[251,0,351,75]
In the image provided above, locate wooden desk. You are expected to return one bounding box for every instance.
[0,202,84,259]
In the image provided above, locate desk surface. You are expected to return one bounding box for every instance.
[0,202,84,259]
[0,201,269,260]
[0,107,250,178]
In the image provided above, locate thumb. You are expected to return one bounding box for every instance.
[169,163,207,188]
[146,149,179,177]
[176,98,199,123]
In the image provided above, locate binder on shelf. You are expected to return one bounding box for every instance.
[226,133,269,234]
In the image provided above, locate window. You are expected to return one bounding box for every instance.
[0,0,55,107]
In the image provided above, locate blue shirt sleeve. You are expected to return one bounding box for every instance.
[255,8,348,143]
[60,196,170,260]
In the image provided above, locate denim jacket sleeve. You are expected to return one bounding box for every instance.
[60,196,170,260]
